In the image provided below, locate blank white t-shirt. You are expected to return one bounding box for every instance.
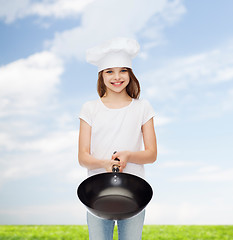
[79,98,155,178]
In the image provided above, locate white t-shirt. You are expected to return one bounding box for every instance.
[79,98,155,178]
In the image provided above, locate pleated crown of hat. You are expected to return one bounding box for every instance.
[86,37,140,72]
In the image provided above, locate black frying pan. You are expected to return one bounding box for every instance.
[77,154,153,220]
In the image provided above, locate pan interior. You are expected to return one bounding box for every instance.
[92,195,138,214]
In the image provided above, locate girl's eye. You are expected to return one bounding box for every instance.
[106,70,113,74]
[121,69,127,73]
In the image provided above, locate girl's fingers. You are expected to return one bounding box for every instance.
[112,153,119,160]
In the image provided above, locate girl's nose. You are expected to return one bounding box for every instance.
[114,72,120,80]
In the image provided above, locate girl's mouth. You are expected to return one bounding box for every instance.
[111,81,124,86]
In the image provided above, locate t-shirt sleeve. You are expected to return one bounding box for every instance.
[79,101,92,126]
[142,99,155,125]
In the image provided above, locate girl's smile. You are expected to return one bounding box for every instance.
[110,81,124,86]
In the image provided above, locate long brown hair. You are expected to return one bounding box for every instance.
[97,68,140,99]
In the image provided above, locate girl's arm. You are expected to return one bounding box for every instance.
[78,119,116,171]
[112,118,157,170]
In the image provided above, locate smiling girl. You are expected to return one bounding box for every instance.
[78,38,157,240]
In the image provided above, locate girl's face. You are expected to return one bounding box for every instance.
[102,67,130,95]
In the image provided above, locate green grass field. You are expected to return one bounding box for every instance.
[0,225,232,240]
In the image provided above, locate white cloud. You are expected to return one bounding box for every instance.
[0,0,95,23]
[0,201,86,224]
[48,0,186,60]
[143,44,233,101]
[174,167,233,182]
[0,48,80,191]
[157,144,172,155]
[0,62,80,185]
[30,0,95,18]
[66,168,86,183]
[145,200,233,224]
[159,160,202,168]
[138,0,186,40]
[0,0,29,23]
[0,129,79,182]
[21,130,76,153]
[158,160,233,183]
[0,0,186,52]
[155,115,173,126]
[198,165,221,173]
[221,88,233,112]
[141,41,233,120]
[0,51,64,117]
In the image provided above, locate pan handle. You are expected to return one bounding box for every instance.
[112,151,120,173]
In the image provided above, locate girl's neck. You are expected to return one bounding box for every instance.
[101,91,132,109]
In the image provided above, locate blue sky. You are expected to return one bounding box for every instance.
[0,0,233,225]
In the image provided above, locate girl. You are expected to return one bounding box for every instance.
[78,37,157,240]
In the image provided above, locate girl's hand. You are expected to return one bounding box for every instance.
[112,151,130,172]
[104,158,120,172]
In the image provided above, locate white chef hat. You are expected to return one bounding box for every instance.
[86,37,140,72]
